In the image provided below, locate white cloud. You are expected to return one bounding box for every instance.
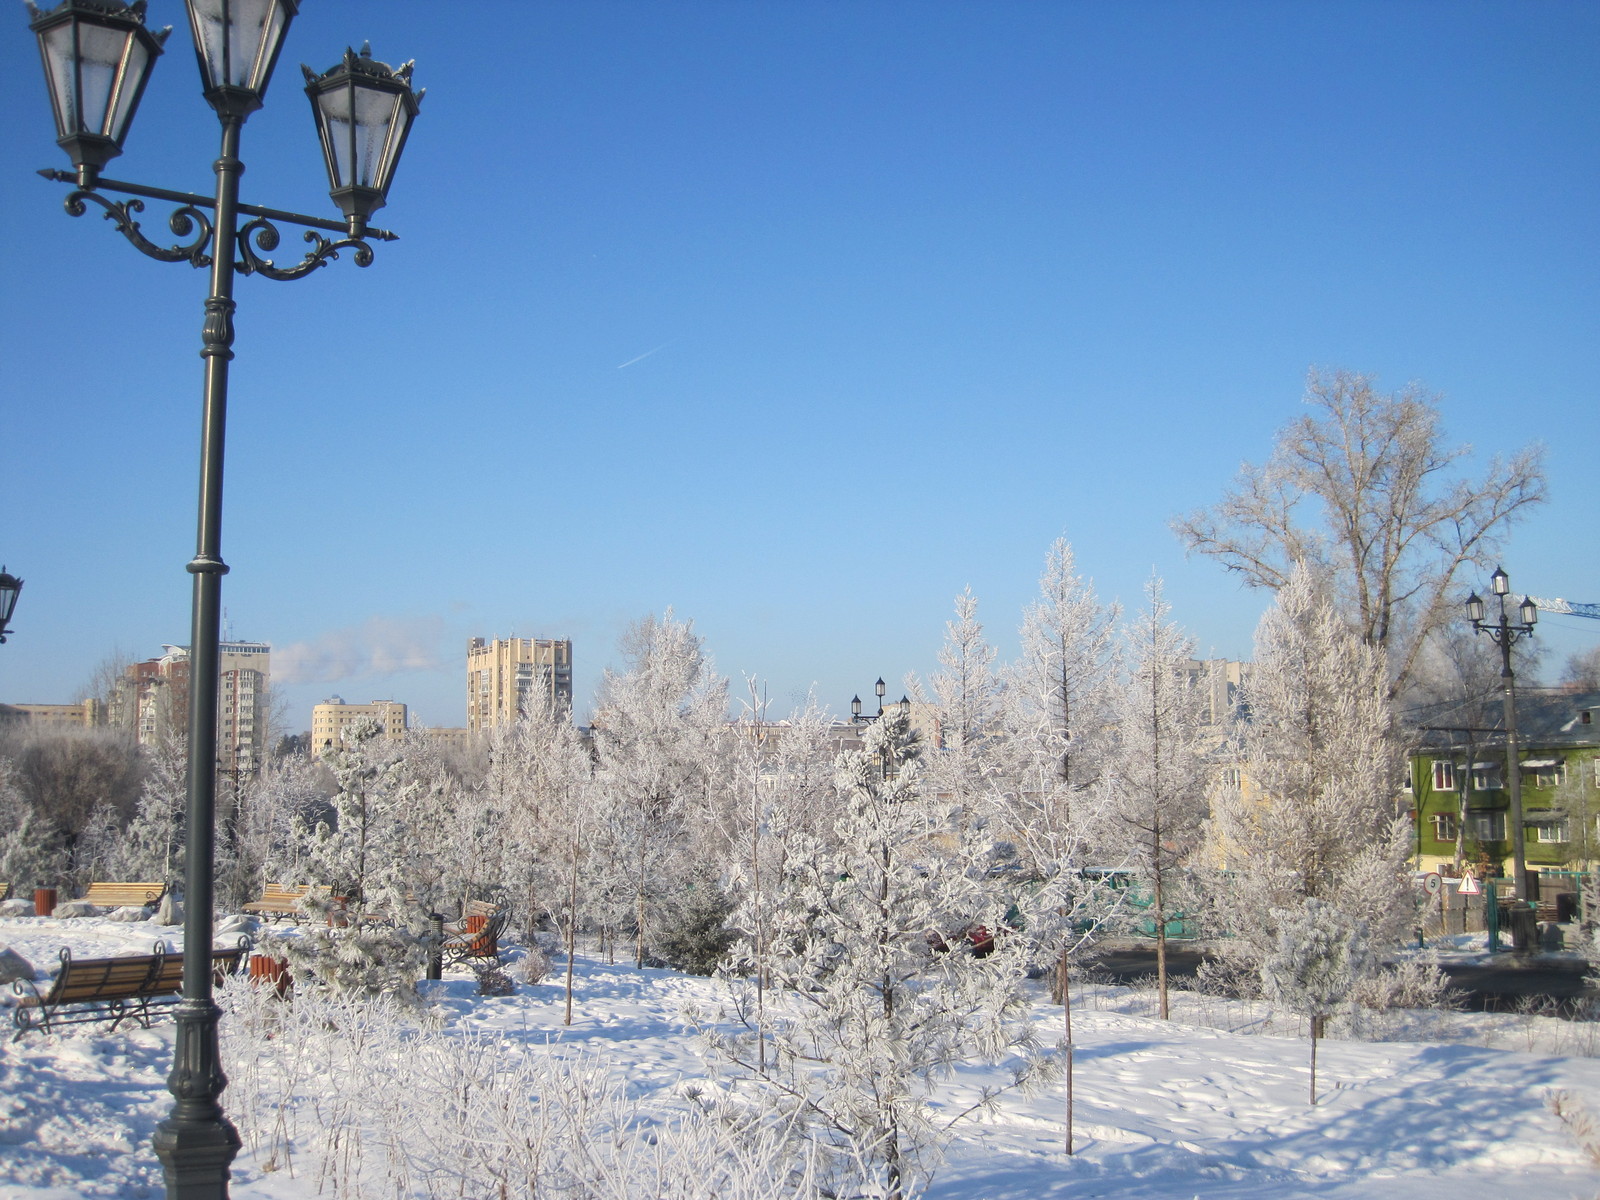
[274,615,447,685]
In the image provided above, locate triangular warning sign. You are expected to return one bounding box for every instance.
[1458,875,1481,895]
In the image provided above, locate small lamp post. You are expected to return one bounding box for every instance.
[24,3,421,1196]
[1465,566,1537,905]
[0,567,22,643]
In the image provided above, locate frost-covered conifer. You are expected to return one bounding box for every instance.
[927,587,1004,831]
[115,735,186,884]
[1206,566,1410,960]
[592,611,729,967]
[1261,896,1374,1104]
[708,706,1051,1200]
[1107,577,1210,1019]
[1001,537,1120,841]
[0,758,66,893]
[267,719,431,1001]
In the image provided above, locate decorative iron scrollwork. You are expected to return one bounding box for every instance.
[64,190,213,268]
[236,217,374,281]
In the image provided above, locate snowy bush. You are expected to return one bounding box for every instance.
[1261,897,1374,1104]
[704,707,1054,1200]
[217,978,823,1199]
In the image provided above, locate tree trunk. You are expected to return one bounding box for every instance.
[1062,943,1074,1156]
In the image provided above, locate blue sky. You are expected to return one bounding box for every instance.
[3,1,1596,730]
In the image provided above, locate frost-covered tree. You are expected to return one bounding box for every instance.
[1206,566,1410,961]
[1002,538,1120,832]
[592,611,729,967]
[708,706,1051,1200]
[926,587,1004,830]
[0,757,66,892]
[267,720,431,1001]
[1107,578,1210,1019]
[1173,367,1545,697]
[115,735,187,884]
[1261,897,1374,1104]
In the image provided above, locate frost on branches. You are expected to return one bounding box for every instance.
[263,719,432,1002]
[1206,566,1411,964]
[705,706,1053,1200]
[1261,896,1374,1105]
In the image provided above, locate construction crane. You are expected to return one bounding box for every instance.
[1526,596,1600,621]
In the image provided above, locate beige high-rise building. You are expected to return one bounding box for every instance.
[310,696,409,758]
[467,636,573,732]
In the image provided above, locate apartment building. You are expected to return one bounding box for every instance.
[310,696,409,758]
[466,636,573,732]
[110,641,270,776]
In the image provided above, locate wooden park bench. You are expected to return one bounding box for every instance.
[11,941,248,1040]
[442,906,507,967]
[242,883,330,921]
[0,883,11,902]
[77,882,167,909]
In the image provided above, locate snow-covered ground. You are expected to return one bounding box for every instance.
[3,913,1599,1199]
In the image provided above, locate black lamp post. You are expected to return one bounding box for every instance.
[0,567,22,643]
[1465,566,1538,904]
[24,3,421,1197]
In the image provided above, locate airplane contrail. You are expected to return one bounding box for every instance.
[616,340,675,369]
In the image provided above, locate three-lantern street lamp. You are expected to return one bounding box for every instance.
[24,2,421,1196]
[0,567,22,644]
[850,677,911,724]
[1464,566,1538,905]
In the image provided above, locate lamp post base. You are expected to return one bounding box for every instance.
[153,1115,240,1199]
[153,1000,240,1199]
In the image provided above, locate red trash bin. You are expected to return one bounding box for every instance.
[33,888,57,918]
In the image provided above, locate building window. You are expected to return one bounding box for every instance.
[1432,812,1458,842]
[1471,764,1502,792]
[1432,760,1457,791]
[1470,812,1507,842]
[1522,758,1566,789]
[1536,819,1571,844]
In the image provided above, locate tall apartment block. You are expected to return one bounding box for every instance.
[111,641,271,775]
[467,636,573,732]
[311,696,409,758]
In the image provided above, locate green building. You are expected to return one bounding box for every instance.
[1409,690,1600,887]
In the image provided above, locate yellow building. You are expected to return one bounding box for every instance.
[6,700,102,727]
[310,696,409,758]
[466,636,573,732]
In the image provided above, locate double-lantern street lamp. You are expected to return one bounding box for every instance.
[25,2,421,1197]
[1465,566,1538,904]
[0,568,22,644]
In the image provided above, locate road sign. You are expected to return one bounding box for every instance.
[1458,874,1481,895]
[1423,873,1443,896]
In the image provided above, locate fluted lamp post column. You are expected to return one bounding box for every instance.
[1465,567,1538,905]
[25,3,421,1196]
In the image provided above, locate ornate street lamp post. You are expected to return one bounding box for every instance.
[24,3,421,1196]
[0,567,22,643]
[1465,566,1538,904]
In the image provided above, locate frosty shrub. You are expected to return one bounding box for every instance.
[1261,897,1374,1104]
[1546,1089,1600,1166]
[1349,958,1459,1013]
[516,943,551,985]
[217,976,823,1199]
[705,707,1054,1200]
[472,961,516,996]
